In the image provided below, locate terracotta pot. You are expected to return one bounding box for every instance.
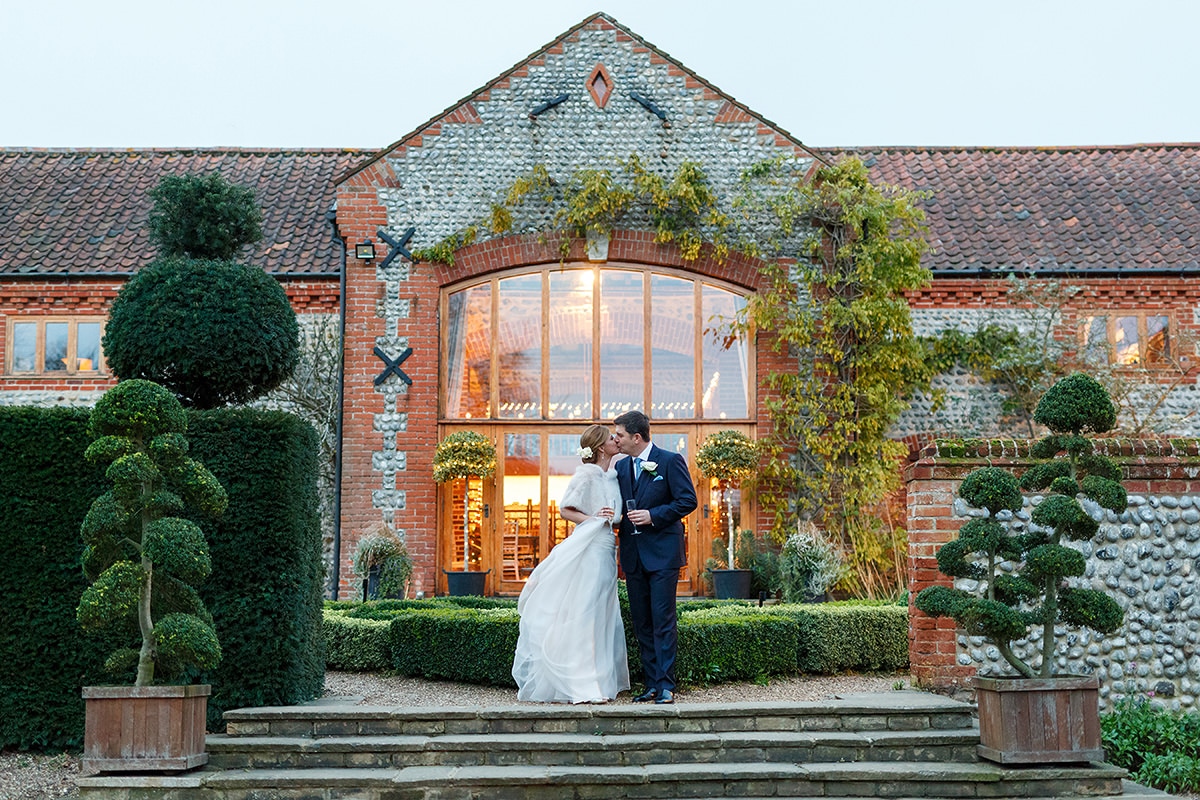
[975,674,1104,764]
[82,684,210,773]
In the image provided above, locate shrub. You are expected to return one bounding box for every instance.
[778,523,844,602]
[765,603,909,673]
[389,607,520,686]
[1103,697,1200,793]
[103,257,300,408]
[322,610,391,672]
[676,608,797,683]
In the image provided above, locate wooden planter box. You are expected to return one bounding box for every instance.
[975,674,1104,764]
[82,684,210,773]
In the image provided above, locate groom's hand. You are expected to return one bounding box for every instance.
[627,508,652,527]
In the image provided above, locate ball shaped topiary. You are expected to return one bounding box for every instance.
[958,467,1022,514]
[148,172,262,261]
[103,257,299,408]
[1033,372,1116,435]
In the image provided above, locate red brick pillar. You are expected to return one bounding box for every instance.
[905,448,976,688]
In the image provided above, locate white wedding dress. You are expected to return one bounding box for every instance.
[512,463,630,703]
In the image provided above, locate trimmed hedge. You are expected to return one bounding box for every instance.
[390,607,520,686]
[188,409,326,728]
[0,408,114,748]
[0,406,324,747]
[323,597,906,686]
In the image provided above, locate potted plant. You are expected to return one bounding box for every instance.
[353,525,414,600]
[75,379,228,772]
[433,430,496,596]
[915,373,1126,764]
[779,521,843,603]
[697,430,759,599]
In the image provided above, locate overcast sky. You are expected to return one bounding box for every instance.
[4,0,1197,150]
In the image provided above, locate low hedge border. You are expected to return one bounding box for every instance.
[323,596,907,686]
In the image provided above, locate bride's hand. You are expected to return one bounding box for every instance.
[596,506,614,523]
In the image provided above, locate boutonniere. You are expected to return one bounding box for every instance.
[641,460,658,478]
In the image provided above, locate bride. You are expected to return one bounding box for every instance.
[512,424,630,703]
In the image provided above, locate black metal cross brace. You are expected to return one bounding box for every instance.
[374,346,414,386]
[377,227,416,269]
[630,91,667,122]
[530,93,569,118]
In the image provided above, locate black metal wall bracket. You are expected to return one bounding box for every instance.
[377,227,415,269]
[630,91,668,125]
[530,94,569,118]
[374,345,414,386]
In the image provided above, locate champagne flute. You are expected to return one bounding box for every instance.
[626,499,641,535]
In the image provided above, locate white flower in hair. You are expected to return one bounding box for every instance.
[578,446,593,459]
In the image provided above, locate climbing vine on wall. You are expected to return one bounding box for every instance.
[730,157,934,599]
[413,156,733,265]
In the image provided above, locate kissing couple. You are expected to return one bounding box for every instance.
[511,410,698,704]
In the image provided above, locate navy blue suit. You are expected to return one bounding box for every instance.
[616,444,698,693]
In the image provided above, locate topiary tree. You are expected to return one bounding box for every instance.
[696,430,759,568]
[76,379,228,686]
[148,172,263,260]
[103,172,298,409]
[103,256,299,408]
[915,372,1126,678]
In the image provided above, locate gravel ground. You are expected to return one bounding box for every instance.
[10,670,1194,800]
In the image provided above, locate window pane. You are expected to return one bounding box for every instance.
[447,475,485,572]
[651,275,695,419]
[599,271,644,419]
[702,285,749,419]
[497,274,542,419]
[1146,315,1169,364]
[12,322,36,372]
[445,285,492,418]
[1114,316,1140,365]
[547,434,579,547]
[502,433,542,579]
[76,322,100,371]
[547,270,593,419]
[44,322,67,371]
[1082,316,1108,364]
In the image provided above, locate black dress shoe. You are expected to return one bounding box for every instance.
[632,688,659,703]
[655,689,675,704]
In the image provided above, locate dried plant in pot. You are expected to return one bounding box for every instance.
[915,373,1126,764]
[76,379,228,772]
[433,431,496,595]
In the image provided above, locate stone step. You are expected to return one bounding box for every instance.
[221,692,978,738]
[206,727,982,769]
[76,760,1129,800]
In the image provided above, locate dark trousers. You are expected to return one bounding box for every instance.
[625,565,679,692]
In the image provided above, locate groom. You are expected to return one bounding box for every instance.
[613,410,697,704]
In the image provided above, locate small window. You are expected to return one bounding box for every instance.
[7,317,105,376]
[1080,313,1171,367]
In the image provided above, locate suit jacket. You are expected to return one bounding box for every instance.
[616,444,698,573]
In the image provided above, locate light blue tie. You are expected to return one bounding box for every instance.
[634,456,643,480]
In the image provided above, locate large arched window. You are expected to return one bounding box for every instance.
[441,264,753,421]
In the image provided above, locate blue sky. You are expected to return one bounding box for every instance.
[4,0,1197,149]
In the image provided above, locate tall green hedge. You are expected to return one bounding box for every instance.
[188,409,326,728]
[0,409,113,748]
[0,406,324,748]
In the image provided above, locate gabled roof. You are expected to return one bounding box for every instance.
[339,12,823,186]
[0,148,366,276]
[828,144,1200,274]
